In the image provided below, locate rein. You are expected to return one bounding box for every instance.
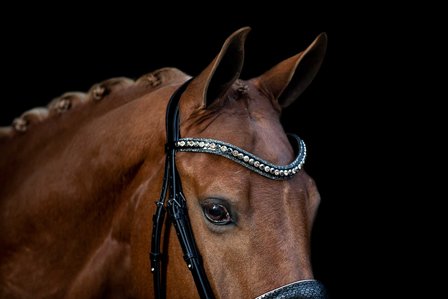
[150,79,308,299]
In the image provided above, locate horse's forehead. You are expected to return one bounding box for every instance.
[180,79,306,194]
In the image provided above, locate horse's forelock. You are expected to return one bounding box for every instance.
[182,79,251,134]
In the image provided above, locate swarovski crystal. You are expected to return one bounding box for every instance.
[174,134,306,180]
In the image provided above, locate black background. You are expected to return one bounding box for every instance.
[1,3,437,298]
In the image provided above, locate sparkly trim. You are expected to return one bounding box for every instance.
[174,134,306,180]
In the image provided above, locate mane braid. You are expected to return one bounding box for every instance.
[0,68,189,139]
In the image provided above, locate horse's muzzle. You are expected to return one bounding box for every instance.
[255,280,328,299]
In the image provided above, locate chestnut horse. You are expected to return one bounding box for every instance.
[0,28,327,298]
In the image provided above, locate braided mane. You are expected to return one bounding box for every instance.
[0,68,189,139]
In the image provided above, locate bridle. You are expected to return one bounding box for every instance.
[149,79,326,299]
[151,79,213,299]
[149,79,325,299]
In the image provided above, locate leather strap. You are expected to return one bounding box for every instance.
[150,79,215,299]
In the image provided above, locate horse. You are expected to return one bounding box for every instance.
[0,27,327,298]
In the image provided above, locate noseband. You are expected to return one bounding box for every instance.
[150,80,323,299]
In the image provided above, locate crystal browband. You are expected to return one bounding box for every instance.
[174,134,306,180]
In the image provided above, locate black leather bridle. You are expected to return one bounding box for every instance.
[150,79,214,299]
[149,79,324,299]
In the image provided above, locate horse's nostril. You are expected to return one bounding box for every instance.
[255,280,328,299]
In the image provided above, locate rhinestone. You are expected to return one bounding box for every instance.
[170,137,306,178]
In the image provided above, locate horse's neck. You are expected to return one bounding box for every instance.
[0,85,175,248]
[0,70,194,298]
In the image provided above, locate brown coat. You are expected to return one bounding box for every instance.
[0,27,327,298]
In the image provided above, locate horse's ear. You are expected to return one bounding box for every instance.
[187,27,250,109]
[256,33,327,108]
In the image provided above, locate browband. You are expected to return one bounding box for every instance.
[175,134,306,180]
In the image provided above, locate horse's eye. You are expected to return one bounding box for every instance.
[203,203,232,225]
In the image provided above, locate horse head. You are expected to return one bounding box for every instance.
[162,27,328,298]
